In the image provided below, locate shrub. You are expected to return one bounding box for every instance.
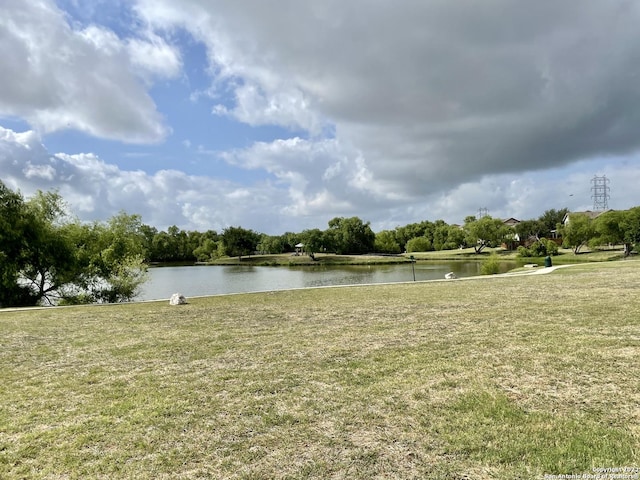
[518,238,558,258]
[481,253,501,275]
[406,236,433,253]
[545,239,558,256]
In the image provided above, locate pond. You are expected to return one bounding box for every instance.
[136,261,518,301]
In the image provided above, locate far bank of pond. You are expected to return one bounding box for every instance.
[137,260,519,301]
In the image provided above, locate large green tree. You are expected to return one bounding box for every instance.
[0,181,148,306]
[619,207,640,255]
[326,217,375,255]
[394,221,433,251]
[300,228,325,255]
[592,208,640,256]
[0,182,36,306]
[561,213,595,254]
[221,226,261,259]
[374,230,401,254]
[538,208,569,237]
[515,219,546,241]
[406,236,433,253]
[463,216,510,254]
[18,191,78,305]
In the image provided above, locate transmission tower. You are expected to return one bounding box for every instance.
[591,175,610,211]
[477,207,489,219]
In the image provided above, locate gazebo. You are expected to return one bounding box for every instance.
[294,242,304,255]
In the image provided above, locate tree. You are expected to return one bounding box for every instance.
[538,208,569,237]
[19,191,78,305]
[561,213,595,254]
[444,225,466,250]
[592,208,640,256]
[0,181,36,306]
[517,238,559,257]
[619,207,640,255]
[300,229,325,255]
[192,230,220,262]
[394,221,432,251]
[326,217,375,254]
[463,216,510,254]
[257,234,287,254]
[0,182,148,306]
[374,230,401,254]
[515,219,546,241]
[221,226,261,259]
[433,224,449,251]
[139,224,158,262]
[406,236,433,253]
[592,210,625,251]
[60,212,148,304]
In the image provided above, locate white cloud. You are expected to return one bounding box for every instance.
[2,125,640,234]
[0,0,174,143]
[127,31,182,82]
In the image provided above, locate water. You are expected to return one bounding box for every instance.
[137,261,516,301]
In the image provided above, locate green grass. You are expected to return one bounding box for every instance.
[1,260,639,479]
[205,245,629,267]
[210,252,410,266]
[409,246,628,263]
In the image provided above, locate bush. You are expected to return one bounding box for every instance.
[545,239,558,256]
[406,236,433,253]
[518,238,558,258]
[480,253,501,275]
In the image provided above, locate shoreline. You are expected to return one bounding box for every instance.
[0,263,577,313]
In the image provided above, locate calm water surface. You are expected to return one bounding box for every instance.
[137,261,516,301]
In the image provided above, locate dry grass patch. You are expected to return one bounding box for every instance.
[1,261,639,479]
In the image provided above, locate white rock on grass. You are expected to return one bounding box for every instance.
[169,293,187,305]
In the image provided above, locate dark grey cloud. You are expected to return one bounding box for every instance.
[137,0,640,200]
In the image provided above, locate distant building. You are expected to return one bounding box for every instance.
[502,217,520,228]
[562,210,612,225]
[502,217,521,249]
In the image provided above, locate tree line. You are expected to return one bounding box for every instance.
[3,179,639,307]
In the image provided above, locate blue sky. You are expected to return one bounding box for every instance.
[1,0,640,234]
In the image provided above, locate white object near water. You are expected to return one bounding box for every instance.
[169,293,187,305]
[445,272,457,280]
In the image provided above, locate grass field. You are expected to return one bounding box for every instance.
[1,260,639,479]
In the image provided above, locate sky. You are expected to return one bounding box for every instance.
[1,0,640,235]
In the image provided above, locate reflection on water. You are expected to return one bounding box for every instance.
[137,261,516,301]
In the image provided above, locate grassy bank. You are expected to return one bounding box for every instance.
[209,252,410,266]
[1,261,639,478]
[407,246,628,263]
[208,246,628,266]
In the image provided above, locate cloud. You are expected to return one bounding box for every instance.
[0,0,178,143]
[135,0,640,198]
[3,2,640,235]
[0,126,326,233]
[2,125,640,234]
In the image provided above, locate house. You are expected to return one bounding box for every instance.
[562,210,611,225]
[502,217,521,228]
[501,217,521,249]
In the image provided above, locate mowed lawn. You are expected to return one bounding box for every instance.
[1,261,639,479]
